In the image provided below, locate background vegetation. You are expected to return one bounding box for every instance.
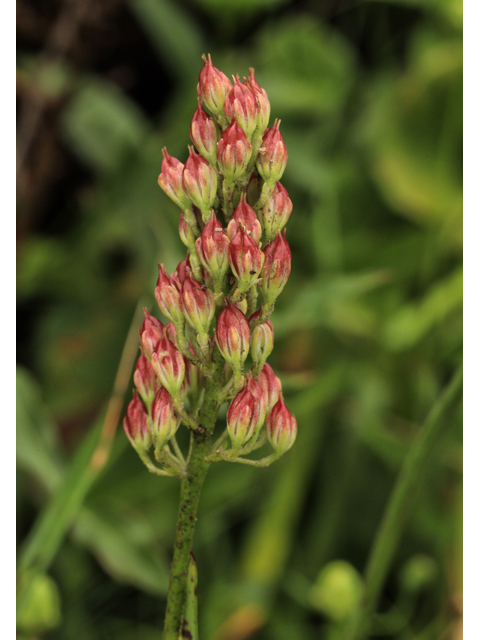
[17,0,462,638]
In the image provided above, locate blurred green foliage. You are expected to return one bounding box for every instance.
[17,0,462,638]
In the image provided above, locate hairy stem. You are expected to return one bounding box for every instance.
[162,346,224,640]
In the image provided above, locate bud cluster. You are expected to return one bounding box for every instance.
[125,55,296,475]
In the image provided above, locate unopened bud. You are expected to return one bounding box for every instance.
[179,212,198,251]
[171,256,192,288]
[228,228,264,290]
[151,336,186,397]
[182,147,217,215]
[257,363,282,414]
[158,148,192,210]
[190,99,220,166]
[227,374,266,450]
[249,311,274,369]
[260,231,291,305]
[215,301,250,372]
[155,264,184,325]
[197,54,233,117]
[216,119,252,183]
[195,212,230,283]
[124,392,151,450]
[244,68,270,134]
[140,309,164,359]
[259,182,292,242]
[266,396,297,455]
[151,387,181,449]
[256,120,288,186]
[181,274,215,338]
[227,194,262,245]
[133,355,159,406]
[224,76,257,139]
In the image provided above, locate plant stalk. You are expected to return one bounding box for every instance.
[162,346,224,640]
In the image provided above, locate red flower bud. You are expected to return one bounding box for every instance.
[155,264,184,325]
[124,392,151,450]
[228,228,264,289]
[215,301,250,371]
[182,147,217,214]
[227,194,262,245]
[216,119,252,183]
[151,335,186,396]
[195,212,230,282]
[171,256,191,288]
[244,67,270,134]
[257,363,282,414]
[249,311,274,367]
[224,76,257,139]
[227,374,266,449]
[197,53,233,117]
[259,181,292,242]
[133,354,159,406]
[180,273,215,337]
[266,396,297,455]
[164,322,178,349]
[140,308,164,358]
[151,387,181,448]
[260,231,291,305]
[158,148,192,210]
[256,120,288,186]
[190,99,220,166]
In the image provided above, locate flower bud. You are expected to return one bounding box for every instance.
[224,76,257,139]
[249,311,274,368]
[171,256,191,288]
[216,119,252,183]
[155,264,184,325]
[227,194,262,245]
[182,147,217,215]
[244,68,270,134]
[158,148,192,210]
[266,396,297,455]
[151,387,181,449]
[227,374,266,449]
[133,354,159,406]
[124,392,151,450]
[190,99,220,166]
[215,301,250,371]
[256,120,288,186]
[164,322,178,348]
[259,182,292,242]
[140,309,164,359]
[257,363,282,414]
[260,231,291,305]
[151,336,186,397]
[179,212,198,251]
[197,53,233,117]
[228,228,264,290]
[195,212,230,282]
[180,273,215,338]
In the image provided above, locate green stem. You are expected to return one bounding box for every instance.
[162,346,224,640]
[350,365,463,640]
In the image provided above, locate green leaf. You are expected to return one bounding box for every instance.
[61,79,149,172]
[16,366,63,492]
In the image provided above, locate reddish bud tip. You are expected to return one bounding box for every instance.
[140,309,164,359]
[266,396,297,454]
[182,147,217,213]
[155,264,184,325]
[228,227,264,289]
[245,68,270,133]
[249,311,274,367]
[133,354,159,406]
[260,231,291,305]
[197,54,233,117]
[151,335,186,396]
[215,301,250,371]
[257,363,282,414]
[256,120,288,185]
[190,99,219,165]
[151,387,181,448]
[259,181,292,242]
[158,148,192,210]
[224,76,258,139]
[227,194,262,245]
[124,392,151,450]
[216,119,252,182]
[180,273,215,337]
[227,373,266,449]
[195,212,230,281]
